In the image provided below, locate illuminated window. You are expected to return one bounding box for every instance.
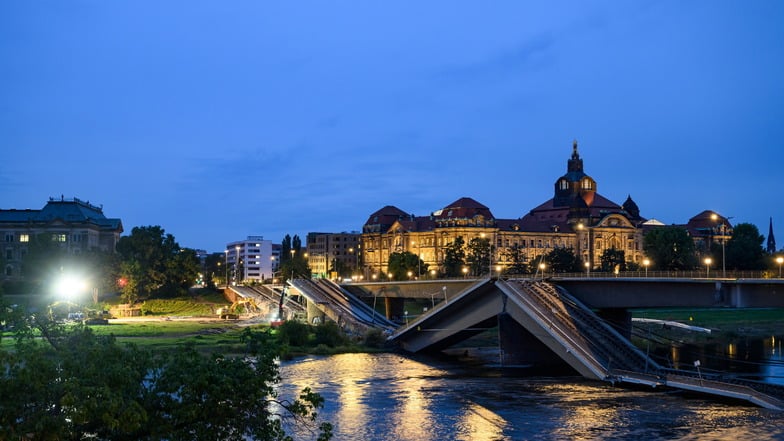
[52,234,66,242]
[20,234,29,243]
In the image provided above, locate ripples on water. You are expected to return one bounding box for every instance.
[277,353,784,441]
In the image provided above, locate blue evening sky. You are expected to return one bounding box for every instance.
[2,1,783,253]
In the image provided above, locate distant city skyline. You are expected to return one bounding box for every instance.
[2,1,782,253]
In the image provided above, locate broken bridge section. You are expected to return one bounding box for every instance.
[289,278,398,334]
[388,278,784,410]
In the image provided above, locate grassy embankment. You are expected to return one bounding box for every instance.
[631,307,784,343]
[52,288,383,356]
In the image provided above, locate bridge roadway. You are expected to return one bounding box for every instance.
[382,277,784,410]
[346,276,784,309]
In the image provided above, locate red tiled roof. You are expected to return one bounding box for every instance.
[365,205,409,227]
[433,197,494,220]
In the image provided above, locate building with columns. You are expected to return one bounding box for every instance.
[360,143,650,278]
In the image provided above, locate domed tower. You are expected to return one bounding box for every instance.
[553,140,596,208]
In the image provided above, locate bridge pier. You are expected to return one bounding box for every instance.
[498,312,567,368]
[306,299,326,325]
[385,297,405,321]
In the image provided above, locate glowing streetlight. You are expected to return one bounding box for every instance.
[643,258,650,277]
[711,213,730,278]
[462,267,468,278]
[777,256,784,278]
[539,262,546,281]
[704,257,712,278]
[55,274,87,301]
[584,261,590,277]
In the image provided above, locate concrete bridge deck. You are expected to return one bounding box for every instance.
[386,278,784,410]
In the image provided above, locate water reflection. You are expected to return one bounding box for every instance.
[662,336,784,385]
[277,353,784,441]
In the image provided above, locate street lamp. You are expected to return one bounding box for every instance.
[776,256,784,278]
[462,267,468,278]
[539,262,546,281]
[235,246,241,285]
[704,257,712,278]
[711,213,730,278]
[643,258,650,277]
[584,261,590,277]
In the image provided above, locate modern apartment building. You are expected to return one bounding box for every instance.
[225,236,276,284]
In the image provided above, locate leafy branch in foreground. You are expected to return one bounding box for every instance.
[0,307,332,440]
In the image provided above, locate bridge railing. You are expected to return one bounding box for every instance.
[543,270,782,280]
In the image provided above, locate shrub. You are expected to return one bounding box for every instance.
[313,321,347,348]
[276,320,311,347]
[363,328,386,349]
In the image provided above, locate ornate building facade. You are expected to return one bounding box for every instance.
[360,143,650,278]
[0,197,123,280]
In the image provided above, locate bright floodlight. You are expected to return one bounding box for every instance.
[55,274,87,300]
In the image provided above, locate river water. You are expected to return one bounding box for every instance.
[278,350,784,441]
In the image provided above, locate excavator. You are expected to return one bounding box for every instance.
[216,298,262,320]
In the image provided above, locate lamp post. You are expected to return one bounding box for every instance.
[224,250,228,287]
[777,256,784,278]
[235,246,241,285]
[539,262,546,281]
[643,258,650,277]
[704,257,712,278]
[711,213,730,278]
[442,286,448,304]
[584,261,590,278]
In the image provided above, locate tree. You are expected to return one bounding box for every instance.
[115,226,200,303]
[0,308,333,441]
[203,252,226,288]
[600,248,626,272]
[643,226,698,270]
[546,247,581,273]
[20,232,69,292]
[442,236,466,277]
[466,237,491,276]
[387,251,426,280]
[329,258,349,279]
[503,245,530,275]
[726,223,766,270]
[279,234,311,281]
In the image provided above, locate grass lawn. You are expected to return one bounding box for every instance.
[632,308,784,331]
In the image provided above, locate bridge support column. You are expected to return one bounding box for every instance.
[498,312,565,369]
[596,308,632,340]
[385,297,405,321]
[306,299,325,325]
